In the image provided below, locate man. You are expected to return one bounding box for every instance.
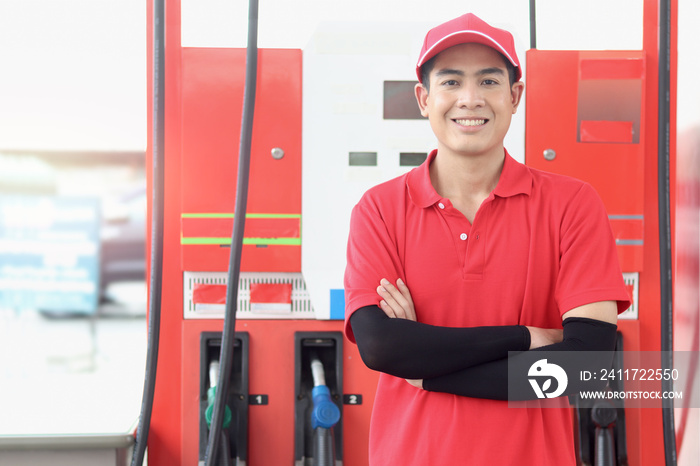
[343,13,631,465]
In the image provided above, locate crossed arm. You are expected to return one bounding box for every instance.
[350,278,618,399]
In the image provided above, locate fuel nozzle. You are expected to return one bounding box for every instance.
[310,358,341,429]
[205,360,232,429]
[310,356,341,466]
[591,400,617,466]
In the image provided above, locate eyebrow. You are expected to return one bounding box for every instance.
[433,67,505,78]
[477,67,506,76]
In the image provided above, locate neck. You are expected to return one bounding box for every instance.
[429,148,506,202]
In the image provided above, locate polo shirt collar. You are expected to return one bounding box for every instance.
[406,150,441,208]
[407,149,532,208]
[493,149,533,198]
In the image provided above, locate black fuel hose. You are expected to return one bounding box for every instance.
[204,0,259,464]
[657,0,677,464]
[529,0,537,49]
[130,0,165,464]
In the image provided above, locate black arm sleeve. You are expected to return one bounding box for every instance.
[349,305,531,379]
[422,317,618,400]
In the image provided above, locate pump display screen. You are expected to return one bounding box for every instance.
[383,81,423,120]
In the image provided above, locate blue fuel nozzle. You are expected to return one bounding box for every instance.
[311,385,341,429]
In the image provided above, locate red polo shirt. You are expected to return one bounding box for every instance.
[344,149,630,465]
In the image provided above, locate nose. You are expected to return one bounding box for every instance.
[456,81,485,109]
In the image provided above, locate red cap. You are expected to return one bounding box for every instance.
[416,13,521,83]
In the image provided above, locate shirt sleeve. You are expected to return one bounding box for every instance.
[344,196,406,343]
[556,183,632,315]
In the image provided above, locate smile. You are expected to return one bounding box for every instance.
[454,119,487,126]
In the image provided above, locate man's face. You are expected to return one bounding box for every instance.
[415,43,524,161]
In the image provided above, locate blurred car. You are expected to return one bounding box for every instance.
[100,184,146,301]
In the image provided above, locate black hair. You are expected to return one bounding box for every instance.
[419,50,518,91]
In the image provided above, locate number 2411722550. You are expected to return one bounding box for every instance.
[597,368,679,381]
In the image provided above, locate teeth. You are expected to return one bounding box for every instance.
[455,119,486,126]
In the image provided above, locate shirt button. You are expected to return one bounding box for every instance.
[438,202,445,209]
[460,233,468,240]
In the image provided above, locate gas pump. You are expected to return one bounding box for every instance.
[142,1,382,464]
[524,0,678,464]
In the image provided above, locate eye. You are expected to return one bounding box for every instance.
[441,79,459,87]
[482,78,499,86]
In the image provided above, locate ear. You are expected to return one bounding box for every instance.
[415,83,430,118]
[510,81,525,114]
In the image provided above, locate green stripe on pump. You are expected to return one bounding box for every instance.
[181,237,301,246]
[181,213,301,219]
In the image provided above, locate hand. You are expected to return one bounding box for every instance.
[405,379,423,389]
[526,327,564,350]
[377,278,416,321]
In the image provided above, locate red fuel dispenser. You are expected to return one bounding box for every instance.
[524,0,678,464]
[144,2,377,465]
